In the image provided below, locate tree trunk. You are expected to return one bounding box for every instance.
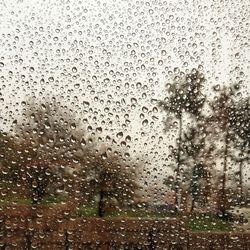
[239,159,244,205]
[148,228,157,250]
[24,231,33,250]
[31,183,39,205]
[97,190,105,217]
[64,230,70,250]
[32,192,38,205]
[174,113,183,210]
[32,185,43,204]
[190,197,195,213]
[190,165,197,213]
[220,126,229,217]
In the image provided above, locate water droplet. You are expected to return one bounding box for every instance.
[48,77,54,82]
[235,53,240,59]
[72,67,77,73]
[71,123,76,129]
[116,132,123,139]
[81,138,86,146]
[101,152,108,159]
[96,127,102,133]
[125,135,131,142]
[142,119,148,127]
[131,98,137,104]
[161,50,167,56]
[158,60,163,66]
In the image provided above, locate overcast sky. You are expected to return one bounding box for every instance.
[0,0,249,187]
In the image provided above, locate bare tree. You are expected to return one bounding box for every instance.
[208,86,240,216]
[230,97,250,205]
[159,68,206,210]
[180,124,214,212]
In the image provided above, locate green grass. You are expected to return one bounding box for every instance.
[0,195,65,205]
[40,195,65,204]
[76,206,98,217]
[186,215,233,232]
[76,206,176,219]
[0,197,235,232]
[0,197,32,205]
[106,210,170,218]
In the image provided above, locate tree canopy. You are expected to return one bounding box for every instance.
[78,151,139,217]
[0,96,141,208]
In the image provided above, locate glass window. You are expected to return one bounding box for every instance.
[0,0,249,249]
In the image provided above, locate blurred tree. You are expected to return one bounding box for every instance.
[181,125,214,212]
[0,132,13,165]
[231,97,250,145]
[7,97,90,203]
[0,132,19,194]
[20,160,58,204]
[230,97,250,205]
[159,68,206,210]
[78,151,139,217]
[208,86,240,216]
[13,97,87,162]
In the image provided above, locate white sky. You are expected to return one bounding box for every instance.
[0,0,249,188]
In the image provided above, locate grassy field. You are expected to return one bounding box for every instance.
[0,195,65,205]
[186,214,233,232]
[0,196,236,232]
[76,206,175,218]
[76,207,233,231]
[0,196,32,205]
